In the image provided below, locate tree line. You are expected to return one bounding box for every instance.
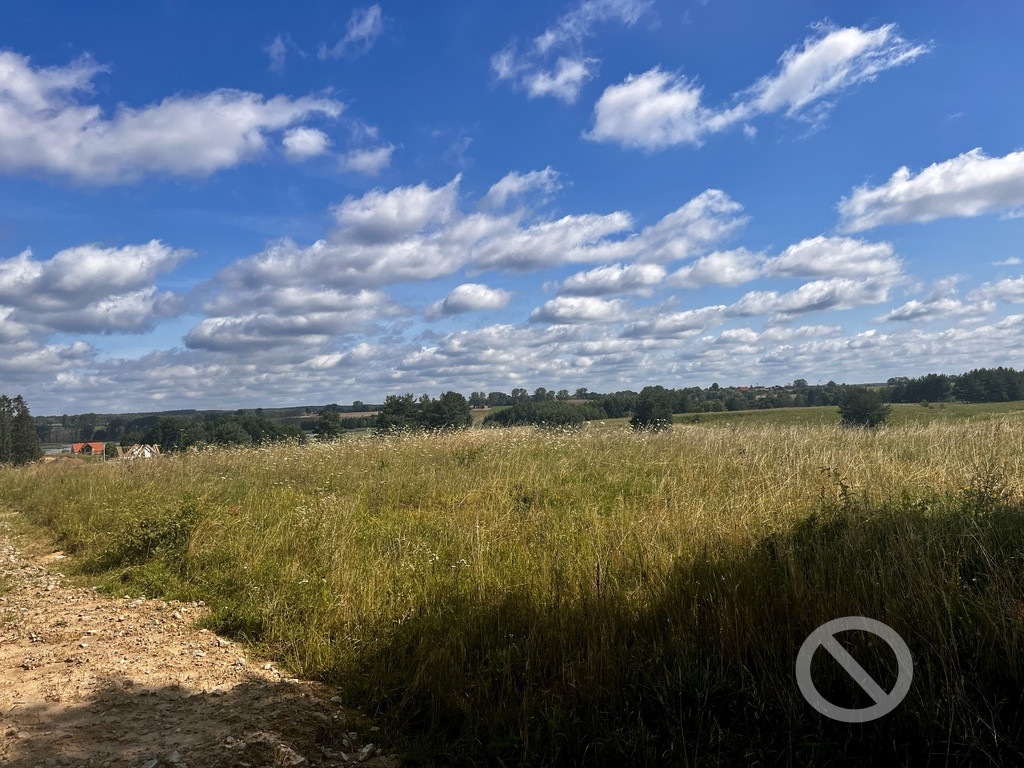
[0,395,42,465]
[888,367,1024,404]
[131,413,301,453]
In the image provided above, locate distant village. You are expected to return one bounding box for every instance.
[42,442,161,462]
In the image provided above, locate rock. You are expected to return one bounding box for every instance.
[357,743,375,762]
[140,760,158,768]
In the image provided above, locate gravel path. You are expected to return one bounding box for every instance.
[0,517,398,768]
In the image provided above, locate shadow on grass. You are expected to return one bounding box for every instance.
[347,492,1024,767]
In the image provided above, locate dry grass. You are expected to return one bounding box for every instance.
[3,419,1024,765]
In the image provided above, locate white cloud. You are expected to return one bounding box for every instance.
[729,276,897,319]
[471,211,634,271]
[534,0,652,53]
[426,283,514,319]
[744,22,927,118]
[331,176,460,243]
[969,276,1024,304]
[557,262,666,296]
[0,241,189,338]
[187,288,400,352]
[340,144,394,174]
[588,68,704,150]
[482,166,562,209]
[0,50,344,183]
[0,241,188,310]
[625,189,747,263]
[283,127,331,159]
[877,297,990,323]
[587,22,926,150]
[764,236,901,277]
[492,0,653,103]
[668,248,763,288]
[525,57,599,103]
[993,257,1022,266]
[529,296,628,324]
[319,5,384,59]
[622,305,727,338]
[838,148,1024,232]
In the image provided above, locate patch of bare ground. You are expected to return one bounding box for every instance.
[0,519,398,768]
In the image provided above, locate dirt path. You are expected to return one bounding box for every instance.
[0,518,398,768]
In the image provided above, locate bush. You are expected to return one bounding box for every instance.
[838,387,891,428]
[630,386,673,431]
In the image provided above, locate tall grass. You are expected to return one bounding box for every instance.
[3,420,1024,765]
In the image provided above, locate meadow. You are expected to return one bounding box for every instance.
[3,407,1024,765]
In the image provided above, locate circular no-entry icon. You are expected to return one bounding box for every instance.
[795,616,913,723]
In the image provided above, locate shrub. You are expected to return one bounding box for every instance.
[838,386,891,428]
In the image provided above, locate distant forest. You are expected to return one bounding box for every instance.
[18,366,1024,457]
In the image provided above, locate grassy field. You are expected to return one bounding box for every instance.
[3,412,1024,765]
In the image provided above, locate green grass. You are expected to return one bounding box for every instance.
[2,419,1024,765]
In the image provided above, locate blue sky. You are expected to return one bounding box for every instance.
[2,1,1024,414]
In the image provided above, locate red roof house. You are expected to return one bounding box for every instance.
[71,442,105,455]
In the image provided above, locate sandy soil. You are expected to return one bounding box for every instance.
[0,518,399,768]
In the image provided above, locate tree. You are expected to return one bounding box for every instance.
[0,395,12,462]
[532,387,554,402]
[375,393,421,432]
[314,411,342,440]
[838,387,891,428]
[487,391,512,407]
[425,391,473,429]
[631,386,673,431]
[8,396,41,465]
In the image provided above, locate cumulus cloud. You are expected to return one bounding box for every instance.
[319,5,384,59]
[187,288,401,352]
[0,50,344,183]
[282,127,331,159]
[729,276,897,320]
[529,295,628,324]
[763,236,901,277]
[426,283,515,319]
[482,166,561,209]
[668,248,763,288]
[210,178,743,330]
[492,0,653,103]
[587,22,926,150]
[0,241,189,335]
[525,57,599,102]
[838,148,1024,232]
[588,68,705,149]
[622,305,727,339]
[969,276,1024,304]
[557,262,666,295]
[877,297,990,323]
